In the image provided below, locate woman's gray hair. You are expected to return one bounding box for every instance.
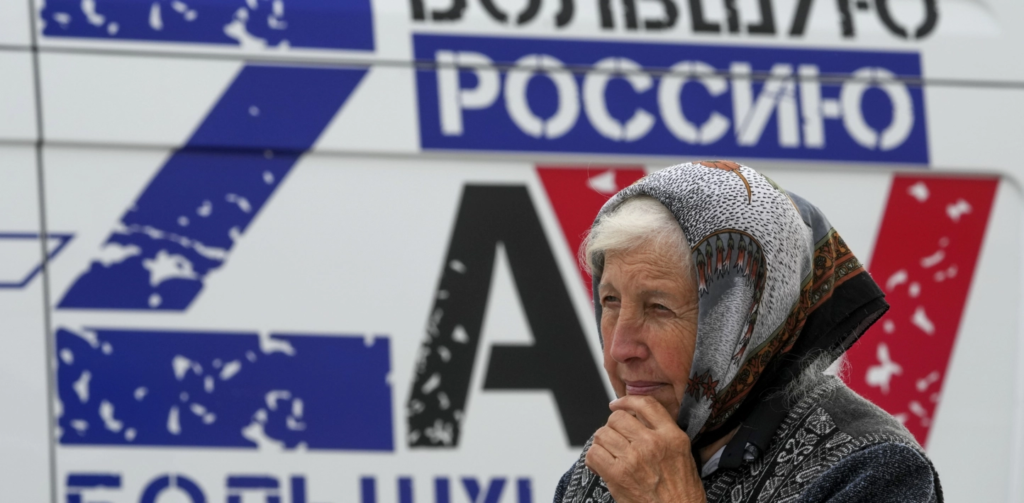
[581,196,692,277]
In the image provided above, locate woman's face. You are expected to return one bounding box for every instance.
[598,242,699,418]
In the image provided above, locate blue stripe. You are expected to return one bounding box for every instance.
[228,476,279,489]
[0,233,73,289]
[58,65,366,310]
[67,474,121,488]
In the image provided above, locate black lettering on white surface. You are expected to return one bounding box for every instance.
[875,0,938,39]
[407,186,609,448]
[411,0,937,39]
[746,0,775,34]
[410,0,468,21]
[788,0,815,35]
[412,0,576,27]
[689,0,722,32]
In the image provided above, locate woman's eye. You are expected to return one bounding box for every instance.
[651,303,672,312]
[602,295,619,305]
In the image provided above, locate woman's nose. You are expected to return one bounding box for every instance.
[609,310,650,363]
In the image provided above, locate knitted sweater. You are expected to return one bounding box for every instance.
[553,377,942,503]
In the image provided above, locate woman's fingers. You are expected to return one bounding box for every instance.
[610,395,676,431]
[593,424,631,457]
[584,441,618,478]
[606,409,649,442]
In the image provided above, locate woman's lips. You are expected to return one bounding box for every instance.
[624,381,666,395]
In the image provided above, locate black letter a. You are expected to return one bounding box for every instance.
[407,185,608,448]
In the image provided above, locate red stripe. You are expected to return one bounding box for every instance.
[537,166,647,296]
[844,175,999,446]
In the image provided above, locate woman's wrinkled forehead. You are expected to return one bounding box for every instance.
[599,244,694,288]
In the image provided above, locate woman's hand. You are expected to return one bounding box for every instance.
[584,395,706,503]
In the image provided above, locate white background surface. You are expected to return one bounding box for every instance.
[2,0,1024,500]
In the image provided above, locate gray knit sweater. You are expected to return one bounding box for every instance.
[553,377,942,503]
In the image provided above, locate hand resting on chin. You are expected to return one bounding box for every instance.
[584,395,707,503]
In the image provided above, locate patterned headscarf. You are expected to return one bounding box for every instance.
[588,160,886,452]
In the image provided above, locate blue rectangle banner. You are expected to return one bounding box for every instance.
[57,328,393,451]
[414,34,928,164]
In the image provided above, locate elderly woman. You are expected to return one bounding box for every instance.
[554,162,942,503]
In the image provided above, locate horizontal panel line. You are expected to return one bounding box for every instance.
[22,45,1024,90]
[14,137,1013,175]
